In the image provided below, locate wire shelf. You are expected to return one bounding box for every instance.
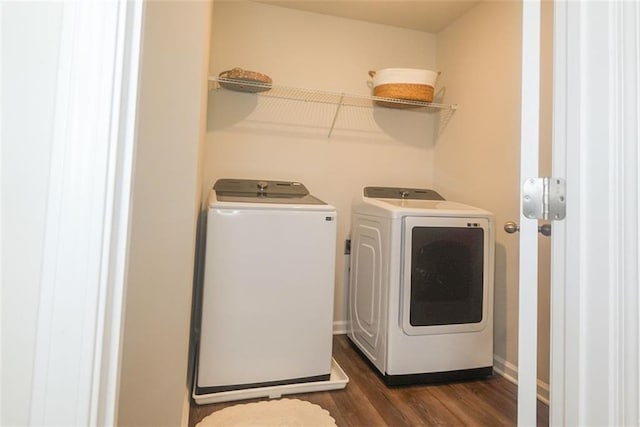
[208,76,457,136]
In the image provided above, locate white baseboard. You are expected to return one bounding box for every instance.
[493,354,549,405]
[333,320,349,335]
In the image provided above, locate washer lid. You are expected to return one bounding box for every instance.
[213,178,326,205]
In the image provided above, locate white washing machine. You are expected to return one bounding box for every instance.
[195,179,338,397]
[348,186,494,385]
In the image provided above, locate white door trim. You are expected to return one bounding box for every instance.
[551,0,640,424]
[28,1,142,425]
[518,0,541,424]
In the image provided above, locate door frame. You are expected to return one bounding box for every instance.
[27,2,143,425]
[549,0,639,425]
[519,0,640,424]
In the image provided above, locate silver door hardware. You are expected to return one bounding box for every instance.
[504,221,552,236]
[504,221,520,234]
[522,177,566,220]
[538,224,551,236]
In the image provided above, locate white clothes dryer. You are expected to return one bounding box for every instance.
[348,187,495,385]
[196,179,338,396]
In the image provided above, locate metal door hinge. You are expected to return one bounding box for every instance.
[523,177,566,220]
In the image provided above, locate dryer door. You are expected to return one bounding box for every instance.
[401,216,492,336]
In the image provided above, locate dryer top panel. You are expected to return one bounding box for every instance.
[210,178,334,211]
[355,187,493,219]
[364,187,445,201]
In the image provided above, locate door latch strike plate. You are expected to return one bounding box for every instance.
[523,177,566,220]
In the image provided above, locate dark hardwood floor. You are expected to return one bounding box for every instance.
[190,335,549,426]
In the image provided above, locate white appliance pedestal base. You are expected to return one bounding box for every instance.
[193,358,349,405]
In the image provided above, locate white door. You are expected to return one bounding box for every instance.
[518,0,640,425]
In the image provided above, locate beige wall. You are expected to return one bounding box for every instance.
[435,0,552,387]
[205,1,438,328]
[117,2,211,426]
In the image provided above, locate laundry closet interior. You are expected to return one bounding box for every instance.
[201,0,552,401]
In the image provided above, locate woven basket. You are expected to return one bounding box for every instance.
[218,67,272,93]
[369,68,438,108]
[374,83,434,103]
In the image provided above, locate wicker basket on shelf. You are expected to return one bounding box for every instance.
[369,68,439,107]
[218,67,272,93]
